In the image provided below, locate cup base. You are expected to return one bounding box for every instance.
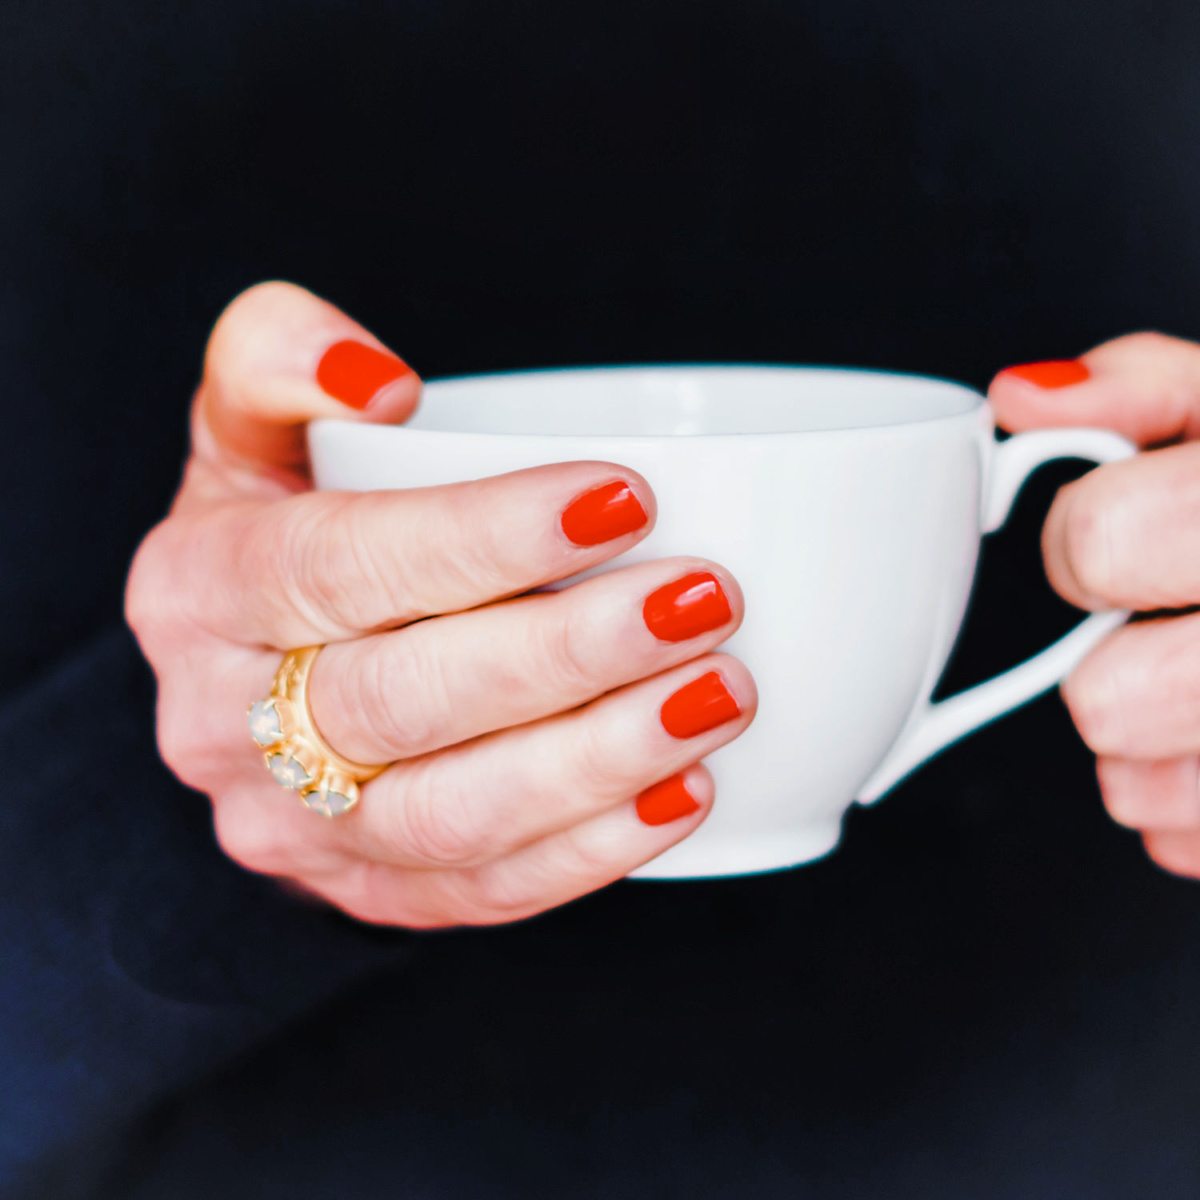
[626,821,843,881]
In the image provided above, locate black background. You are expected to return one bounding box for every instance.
[5,0,1200,1195]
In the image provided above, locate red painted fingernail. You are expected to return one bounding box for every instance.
[661,671,741,739]
[644,572,733,642]
[636,774,701,826]
[316,339,414,409]
[1000,359,1091,389]
[561,481,648,546]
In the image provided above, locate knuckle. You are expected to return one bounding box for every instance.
[211,804,274,874]
[1161,648,1200,721]
[438,488,523,600]
[232,501,288,596]
[1097,776,1142,830]
[364,635,450,756]
[251,494,388,637]
[1057,483,1119,603]
[464,825,622,923]
[314,504,394,625]
[383,900,461,930]
[337,862,503,929]
[557,821,621,880]
[1061,661,1126,755]
[385,763,483,868]
[319,864,415,927]
[154,698,211,786]
[124,524,183,651]
[458,865,537,923]
[542,603,603,695]
[570,715,638,798]
[327,895,401,928]
[1100,796,1141,831]
[1144,831,1200,879]
[276,500,354,630]
[212,795,332,877]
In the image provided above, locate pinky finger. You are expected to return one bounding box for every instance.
[329,764,714,928]
[1143,829,1200,881]
[1097,755,1200,832]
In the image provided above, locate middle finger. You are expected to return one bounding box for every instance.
[169,461,657,648]
[1042,440,1200,612]
[309,557,742,763]
[1064,610,1200,759]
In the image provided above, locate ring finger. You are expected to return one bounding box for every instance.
[333,652,756,868]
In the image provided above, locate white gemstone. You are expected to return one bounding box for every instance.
[302,789,355,817]
[268,753,311,790]
[249,700,283,747]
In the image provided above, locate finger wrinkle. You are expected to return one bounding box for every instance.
[1049,484,1110,610]
[1065,654,1131,756]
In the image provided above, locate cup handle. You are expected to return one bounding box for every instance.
[855,425,1138,803]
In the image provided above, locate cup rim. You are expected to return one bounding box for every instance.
[337,363,988,440]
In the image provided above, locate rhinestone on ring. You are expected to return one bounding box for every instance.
[248,646,385,817]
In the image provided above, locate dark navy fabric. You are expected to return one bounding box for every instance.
[0,629,414,1197]
[3,0,1200,1195]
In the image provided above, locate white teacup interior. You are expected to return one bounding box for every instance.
[407,366,981,437]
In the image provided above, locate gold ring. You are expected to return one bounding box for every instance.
[247,646,385,817]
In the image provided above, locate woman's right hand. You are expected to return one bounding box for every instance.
[126,282,755,927]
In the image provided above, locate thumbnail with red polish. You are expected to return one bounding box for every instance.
[1000,359,1091,389]
[561,481,648,546]
[644,572,733,642]
[317,339,413,409]
[636,774,701,826]
[661,671,741,739]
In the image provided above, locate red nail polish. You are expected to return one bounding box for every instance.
[561,481,648,546]
[636,774,701,826]
[316,339,413,409]
[644,572,733,642]
[660,671,741,739]
[1000,359,1091,389]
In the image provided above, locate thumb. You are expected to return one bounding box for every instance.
[988,331,1200,448]
[193,280,422,480]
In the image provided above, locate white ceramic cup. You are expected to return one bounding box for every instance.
[309,366,1135,879]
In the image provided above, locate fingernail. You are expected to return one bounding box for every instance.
[636,774,701,826]
[661,671,741,739]
[561,481,648,546]
[644,572,733,642]
[999,359,1091,389]
[316,339,414,409]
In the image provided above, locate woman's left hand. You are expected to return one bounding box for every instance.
[990,332,1200,878]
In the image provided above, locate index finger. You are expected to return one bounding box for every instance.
[155,463,656,647]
